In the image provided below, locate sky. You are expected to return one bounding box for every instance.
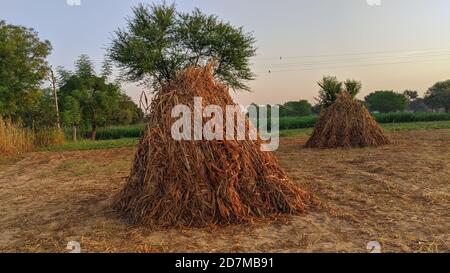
[1,0,449,106]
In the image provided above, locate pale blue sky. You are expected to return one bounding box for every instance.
[1,0,449,105]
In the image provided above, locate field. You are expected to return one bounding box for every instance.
[67,112,450,141]
[1,125,449,253]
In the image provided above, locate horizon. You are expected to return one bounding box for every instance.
[1,0,449,106]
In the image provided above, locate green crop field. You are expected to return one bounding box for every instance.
[48,120,450,151]
[64,112,450,141]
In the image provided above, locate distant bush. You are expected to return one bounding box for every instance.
[365,91,408,113]
[279,100,312,117]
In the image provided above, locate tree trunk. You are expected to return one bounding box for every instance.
[91,124,97,141]
[72,125,77,142]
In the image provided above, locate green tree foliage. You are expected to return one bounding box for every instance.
[280,100,312,117]
[61,96,81,141]
[19,88,58,129]
[108,2,256,91]
[424,80,450,112]
[316,77,361,107]
[0,20,52,120]
[406,99,429,113]
[364,91,408,113]
[61,96,81,128]
[403,90,419,101]
[402,90,428,113]
[58,55,122,140]
[111,93,144,125]
[343,79,362,98]
[316,76,342,107]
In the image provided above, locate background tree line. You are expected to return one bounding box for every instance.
[2,2,258,143]
[0,20,143,141]
[252,76,450,117]
[2,3,450,144]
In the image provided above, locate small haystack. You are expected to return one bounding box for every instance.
[305,91,390,148]
[113,65,311,228]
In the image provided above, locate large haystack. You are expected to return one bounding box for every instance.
[113,65,311,227]
[305,92,390,148]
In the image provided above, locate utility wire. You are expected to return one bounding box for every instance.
[255,57,450,74]
[254,51,450,68]
[252,47,450,61]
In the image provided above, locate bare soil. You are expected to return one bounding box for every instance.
[0,130,449,253]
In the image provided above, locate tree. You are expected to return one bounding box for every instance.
[111,93,144,125]
[403,90,419,101]
[316,76,342,107]
[61,96,81,141]
[344,79,362,98]
[424,80,450,112]
[406,99,429,113]
[108,3,256,91]
[0,20,52,120]
[18,88,58,129]
[315,77,361,107]
[58,55,121,140]
[402,90,428,113]
[280,100,312,117]
[311,103,322,115]
[364,91,408,113]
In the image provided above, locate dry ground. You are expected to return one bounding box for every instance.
[0,130,449,253]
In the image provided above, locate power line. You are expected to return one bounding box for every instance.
[256,57,450,74]
[254,51,450,68]
[252,47,450,61]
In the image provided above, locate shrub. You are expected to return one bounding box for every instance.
[34,127,66,147]
[0,117,34,154]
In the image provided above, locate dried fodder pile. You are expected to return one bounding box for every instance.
[113,65,312,228]
[305,91,390,148]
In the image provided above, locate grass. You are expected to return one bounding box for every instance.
[380,121,450,131]
[65,124,144,140]
[34,127,66,147]
[280,120,450,137]
[1,117,66,155]
[40,138,138,152]
[272,112,450,130]
[43,120,450,152]
[64,112,450,141]
[279,128,313,137]
[0,117,34,154]
[375,112,450,123]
